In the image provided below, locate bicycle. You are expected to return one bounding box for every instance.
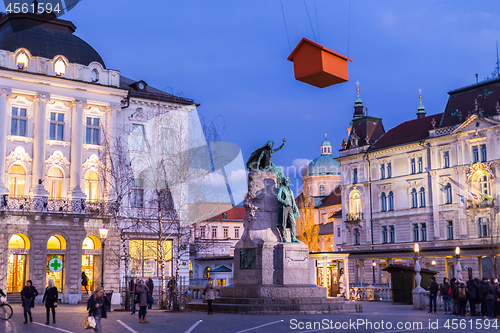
[0,296,13,320]
[157,291,188,311]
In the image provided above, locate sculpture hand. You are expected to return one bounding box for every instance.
[283,138,286,143]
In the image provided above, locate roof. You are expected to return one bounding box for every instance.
[120,76,195,105]
[317,187,341,208]
[318,221,334,236]
[369,113,442,151]
[287,37,353,62]
[210,206,245,221]
[210,265,232,273]
[308,154,341,176]
[329,209,342,218]
[345,116,385,150]
[0,13,105,67]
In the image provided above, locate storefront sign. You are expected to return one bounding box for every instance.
[48,257,63,273]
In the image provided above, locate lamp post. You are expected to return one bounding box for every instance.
[413,243,423,291]
[99,228,109,287]
[455,246,462,281]
[372,261,377,284]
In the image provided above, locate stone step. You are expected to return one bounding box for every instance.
[214,297,346,305]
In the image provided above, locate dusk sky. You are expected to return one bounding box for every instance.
[23,1,500,193]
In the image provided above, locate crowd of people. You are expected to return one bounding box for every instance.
[427,276,500,318]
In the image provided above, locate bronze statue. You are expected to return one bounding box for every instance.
[246,139,285,184]
[276,177,299,242]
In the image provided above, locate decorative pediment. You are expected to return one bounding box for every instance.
[438,174,453,186]
[129,107,148,122]
[376,183,393,192]
[6,146,32,170]
[82,154,101,173]
[406,178,424,188]
[45,150,70,175]
[451,114,499,135]
[466,162,494,182]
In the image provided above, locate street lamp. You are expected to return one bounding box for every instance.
[455,246,462,280]
[372,261,377,284]
[99,228,109,287]
[413,243,423,291]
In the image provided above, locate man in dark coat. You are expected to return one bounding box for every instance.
[428,276,439,313]
[167,277,176,310]
[81,271,89,294]
[454,280,469,317]
[467,278,478,316]
[439,277,451,314]
[147,278,154,309]
[450,278,458,315]
[21,280,38,324]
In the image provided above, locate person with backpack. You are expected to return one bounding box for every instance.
[428,277,439,313]
[450,278,458,315]
[468,278,478,316]
[454,280,469,317]
[440,277,451,314]
[485,278,497,319]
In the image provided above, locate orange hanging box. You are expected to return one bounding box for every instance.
[287,38,353,88]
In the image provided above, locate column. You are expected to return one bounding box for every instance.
[359,259,364,284]
[478,256,482,280]
[70,100,86,199]
[31,93,50,198]
[343,258,350,300]
[0,87,11,195]
[322,258,327,288]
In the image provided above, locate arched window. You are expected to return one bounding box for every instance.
[203,267,211,278]
[16,52,28,69]
[411,188,417,208]
[479,175,491,196]
[380,192,387,212]
[388,191,394,211]
[54,59,65,76]
[48,167,63,200]
[445,183,452,204]
[419,187,426,207]
[91,69,99,82]
[82,236,100,250]
[8,164,26,198]
[8,233,30,249]
[350,191,361,214]
[319,185,325,196]
[47,235,66,250]
[84,170,99,202]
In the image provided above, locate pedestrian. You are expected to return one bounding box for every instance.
[478,277,488,317]
[491,278,500,318]
[167,276,176,309]
[440,277,451,314]
[82,271,89,294]
[428,276,439,313]
[454,280,468,317]
[485,278,497,319]
[87,286,110,333]
[147,278,154,309]
[203,278,215,314]
[450,278,458,315]
[42,279,58,325]
[21,279,38,324]
[467,278,478,316]
[135,279,149,323]
[131,279,138,315]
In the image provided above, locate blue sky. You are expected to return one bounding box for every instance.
[38,1,500,193]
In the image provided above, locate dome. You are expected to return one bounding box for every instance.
[308,155,341,176]
[0,13,105,68]
[321,139,331,146]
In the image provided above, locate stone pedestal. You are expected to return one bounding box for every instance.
[413,289,429,310]
[187,170,355,314]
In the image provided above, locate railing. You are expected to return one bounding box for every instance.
[346,212,363,222]
[188,286,221,300]
[349,286,392,302]
[467,199,494,209]
[350,283,390,288]
[0,196,113,216]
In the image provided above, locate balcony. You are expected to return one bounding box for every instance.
[466,199,494,209]
[0,196,113,217]
[345,212,363,222]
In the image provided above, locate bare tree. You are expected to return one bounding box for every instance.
[295,184,319,252]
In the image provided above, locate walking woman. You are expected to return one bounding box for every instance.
[82,271,89,294]
[203,278,215,314]
[42,279,58,324]
[135,280,149,323]
[21,280,38,324]
[87,287,110,333]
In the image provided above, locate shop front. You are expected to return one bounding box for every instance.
[309,252,350,299]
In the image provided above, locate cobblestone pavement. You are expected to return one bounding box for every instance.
[1,302,499,332]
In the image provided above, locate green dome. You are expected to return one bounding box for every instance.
[308,155,341,176]
[321,140,331,146]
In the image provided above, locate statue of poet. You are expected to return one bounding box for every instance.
[276,177,300,243]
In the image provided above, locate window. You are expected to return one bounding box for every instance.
[354,228,360,245]
[159,189,173,210]
[389,225,395,243]
[472,146,479,163]
[445,183,452,204]
[337,227,341,238]
[8,164,26,198]
[161,128,172,154]
[382,226,388,244]
[91,69,99,82]
[480,144,487,162]
[212,227,217,238]
[223,228,228,238]
[447,220,453,240]
[50,112,64,141]
[443,151,450,168]
[411,188,418,208]
[350,191,361,214]
[47,167,63,200]
[84,170,99,202]
[130,178,144,208]
[380,192,387,212]
[417,157,423,173]
[234,228,239,238]
[200,227,206,238]
[421,223,427,242]
[203,267,211,278]
[479,218,489,238]
[387,163,391,178]
[86,117,100,145]
[388,191,394,211]
[353,168,358,184]
[16,52,28,69]
[419,187,426,207]
[380,164,385,179]
[410,158,416,174]
[479,175,491,196]
[54,59,65,76]
[413,223,419,242]
[319,185,325,196]
[129,240,173,277]
[131,124,145,151]
[11,107,27,137]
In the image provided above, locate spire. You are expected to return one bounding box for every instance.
[320,133,332,155]
[353,81,364,119]
[416,88,426,118]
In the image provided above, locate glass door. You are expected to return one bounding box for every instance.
[7,254,26,293]
[81,255,94,293]
[46,254,64,292]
